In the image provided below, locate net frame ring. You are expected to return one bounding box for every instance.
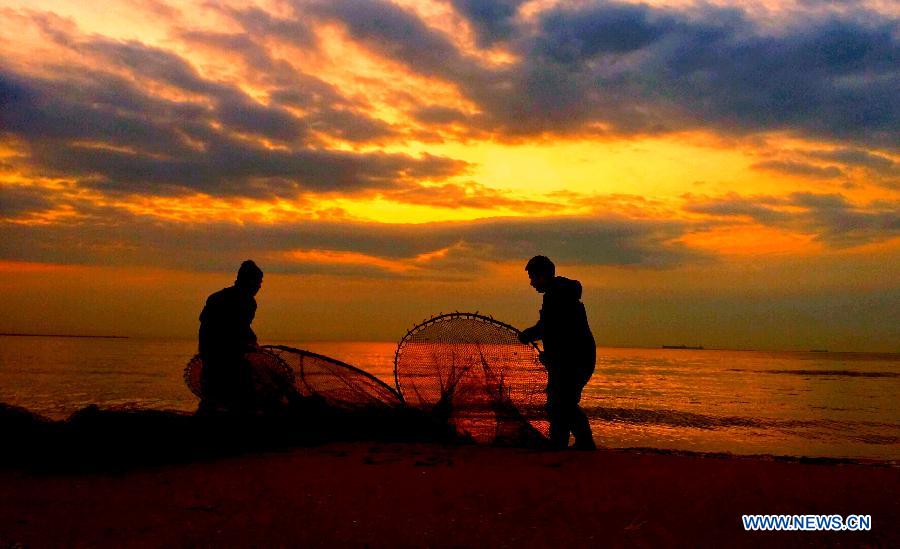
[393,311,542,404]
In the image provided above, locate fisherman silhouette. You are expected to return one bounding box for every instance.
[518,256,597,450]
[197,260,269,415]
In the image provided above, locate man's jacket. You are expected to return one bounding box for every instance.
[198,285,257,360]
[521,276,595,375]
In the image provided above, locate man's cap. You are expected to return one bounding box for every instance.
[237,259,263,283]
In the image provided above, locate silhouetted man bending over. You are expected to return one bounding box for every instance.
[198,260,263,414]
[518,256,597,450]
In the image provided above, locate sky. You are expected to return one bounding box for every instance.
[0,0,897,351]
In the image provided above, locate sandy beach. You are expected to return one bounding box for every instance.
[1,440,897,547]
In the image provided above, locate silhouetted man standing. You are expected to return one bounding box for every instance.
[198,260,263,414]
[519,256,597,450]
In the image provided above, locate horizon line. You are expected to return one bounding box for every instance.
[3,333,895,355]
[0,333,129,339]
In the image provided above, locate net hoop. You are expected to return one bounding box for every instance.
[393,311,548,444]
[393,311,541,403]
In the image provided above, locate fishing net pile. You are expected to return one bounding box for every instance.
[184,313,548,445]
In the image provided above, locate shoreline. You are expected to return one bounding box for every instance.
[2,403,896,468]
[1,403,897,545]
[1,440,897,547]
[599,445,897,468]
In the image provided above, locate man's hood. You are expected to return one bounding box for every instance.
[550,276,582,301]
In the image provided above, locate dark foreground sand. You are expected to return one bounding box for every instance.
[1,441,897,548]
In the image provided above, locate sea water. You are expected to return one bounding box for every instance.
[1,335,897,461]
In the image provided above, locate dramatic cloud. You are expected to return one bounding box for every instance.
[215,5,317,51]
[0,196,708,275]
[449,0,527,47]
[807,148,897,173]
[1,1,897,347]
[684,192,900,246]
[0,185,54,217]
[307,0,899,145]
[801,148,899,188]
[2,2,896,209]
[752,160,845,179]
[0,3,897,250]
[0,24,467,199]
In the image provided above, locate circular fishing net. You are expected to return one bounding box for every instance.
[264,345,402,410]
[394,312,549,445]
[184,347,295,402]
[184,346,401,411]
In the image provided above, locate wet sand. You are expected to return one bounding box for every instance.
[0,441,896,547]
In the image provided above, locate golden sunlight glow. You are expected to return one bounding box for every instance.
[1,1,897,349]
[281,249,408,272]
[676,225,824,256]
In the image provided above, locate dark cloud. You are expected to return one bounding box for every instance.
[81,37,313,142]
[644,14,899,146]
[752,160,845,179]
[306,108,398,142]
[411,105,471,126]
[684,192,900,246]
[682,192,793,224]
[3,3,896,240]
[0,185,54,217]
[533,3,673,63]
[308,0,898,145]
[23,140,464,198]
[0,18,466,199]
[0,199,708,274]
[175,28,345,108]
[19,2,893,152]
[216,5,317,50]
[177,29,302,87]
[510,5,897,143]
[215,94,309,143]
[805,148,898,176]
[176,29,396,142]
[0,69,199,156]
[449,0,526,47]
[306,0,492,85]
[793,192,900,246]
[82,37,224,95]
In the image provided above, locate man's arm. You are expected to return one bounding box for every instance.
[518,311,545,344]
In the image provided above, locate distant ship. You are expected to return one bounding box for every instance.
[662,344,704,350]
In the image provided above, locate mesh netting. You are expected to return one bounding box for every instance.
[183,313,549,446]
[394,312,549,445]
[264,345,402,410]
[184,355,204,397]
[184,346,401,411]
[184,348,295,402]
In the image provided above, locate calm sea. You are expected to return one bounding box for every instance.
[1,335,897,461]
